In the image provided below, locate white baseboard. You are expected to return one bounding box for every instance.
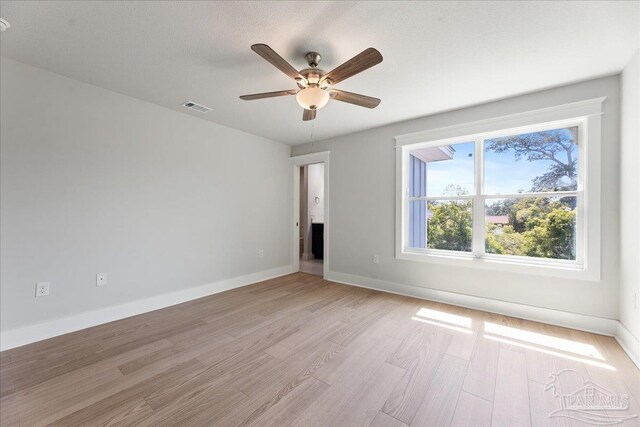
[615,322,640,369]
[0,265,293,352]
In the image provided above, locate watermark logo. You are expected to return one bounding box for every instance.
[545,369,638,425]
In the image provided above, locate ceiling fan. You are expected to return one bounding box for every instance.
[240,44,383,121]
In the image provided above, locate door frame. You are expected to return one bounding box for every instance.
[290,151,330,278]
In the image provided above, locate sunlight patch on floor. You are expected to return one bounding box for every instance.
[415,308,472,328]
[484,322,604,360]
[411,316,473,334]
[412,307,473,334]
[483,334,616,371]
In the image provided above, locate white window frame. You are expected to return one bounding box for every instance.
[395,98,604,281]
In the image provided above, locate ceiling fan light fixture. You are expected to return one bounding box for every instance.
[296,86,330,110]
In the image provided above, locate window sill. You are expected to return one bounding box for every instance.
[397,249,599,281]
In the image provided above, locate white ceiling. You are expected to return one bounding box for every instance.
[0,1,638,145]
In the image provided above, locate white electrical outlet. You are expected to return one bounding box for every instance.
[96,273,108,287]
[35,282,50,297]
[258,250,264,258]
[373,255,380,264]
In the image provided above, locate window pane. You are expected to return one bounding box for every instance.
[484,127,578,194]
[408,141,475,197]
[485,196,576,260]
[427,200,473,252]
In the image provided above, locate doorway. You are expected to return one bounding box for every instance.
[299,163,324,275]
[291,152,330,278]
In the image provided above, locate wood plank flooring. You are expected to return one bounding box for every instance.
[1,273,638,426]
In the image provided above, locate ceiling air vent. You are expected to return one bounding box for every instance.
[182,100,212,113]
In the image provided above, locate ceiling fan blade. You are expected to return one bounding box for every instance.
[239,90,297,100]
[303,109,317,121]
[321,48,383,85]
[251,44,306,83]
[329,89,381,109]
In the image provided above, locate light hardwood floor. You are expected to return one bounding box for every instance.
[1,273,638,426]
[299,259,323,276]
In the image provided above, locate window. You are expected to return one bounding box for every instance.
[395,97,605,279]
[404,121,583,265]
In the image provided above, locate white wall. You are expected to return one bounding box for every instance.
[619,50,640,341]
[0,57,291,334]
[292,75,621,320]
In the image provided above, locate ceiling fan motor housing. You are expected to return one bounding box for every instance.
[299,68,325,86]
